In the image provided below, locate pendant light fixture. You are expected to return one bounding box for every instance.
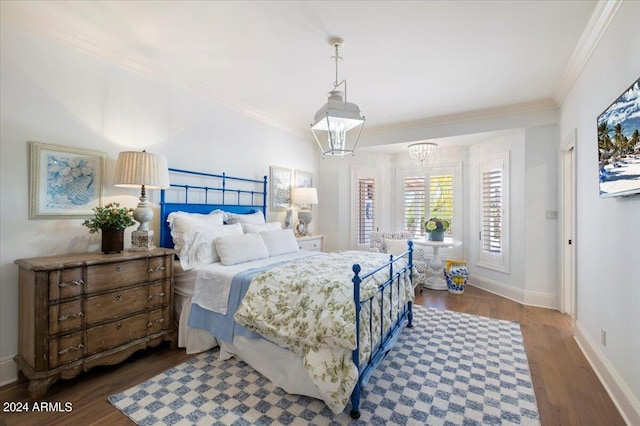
[311,37,365,158]
[408,142,438,165]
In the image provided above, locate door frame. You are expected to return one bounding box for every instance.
[561,130,577,317]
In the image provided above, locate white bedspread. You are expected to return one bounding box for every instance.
[234,251,414,414]
[191,251,319,314]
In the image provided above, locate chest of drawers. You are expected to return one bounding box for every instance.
[14,249,176,398]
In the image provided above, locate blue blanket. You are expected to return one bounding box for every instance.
[187,265,272,343]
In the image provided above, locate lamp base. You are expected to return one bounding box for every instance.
[130,229,156,251]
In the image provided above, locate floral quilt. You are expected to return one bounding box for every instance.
[234,250,414,413]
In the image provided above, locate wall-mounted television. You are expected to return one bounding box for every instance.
[597,77,640,198]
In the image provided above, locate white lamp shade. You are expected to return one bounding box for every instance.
[114,151,170,189]
[292,187,318,205]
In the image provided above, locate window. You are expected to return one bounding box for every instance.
[477,152,509,272]
[482,168,503,253]
[402,170,455,237]
[356,177,376,245]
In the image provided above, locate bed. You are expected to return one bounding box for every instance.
[159,168,415,418]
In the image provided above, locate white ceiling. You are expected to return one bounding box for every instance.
[1,1,601,148]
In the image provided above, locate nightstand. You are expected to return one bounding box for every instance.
[14,248,176,397]
[296,235,325,252]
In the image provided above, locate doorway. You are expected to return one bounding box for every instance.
[561,131,576,317]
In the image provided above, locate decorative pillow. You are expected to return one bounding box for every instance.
[178,223,243,270]
[260,229,299,257]
[215,233,269,266]
[225,211,265,225]
[242,221,282,234]
[384,238,409,256]
[167,210,225,251]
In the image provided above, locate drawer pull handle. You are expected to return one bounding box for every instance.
[148,292,166,300]
[58,312,84,322]
[115,294,122,302]
[116,265,122,271]
[59,279,84,288]
[58,343,84,355]
[148,266,166,273]
[148,318,165,327]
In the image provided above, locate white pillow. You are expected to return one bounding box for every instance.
[215,233,269,265]
[384,238,409,256]
[179,223,243,270]
[260,229,299,257]
[226,211,266,225]
[167,211,225,250]
[242,221,282,234]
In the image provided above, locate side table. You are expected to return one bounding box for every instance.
[413,237,462,290]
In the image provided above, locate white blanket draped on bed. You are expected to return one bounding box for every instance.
[234,251,414,414]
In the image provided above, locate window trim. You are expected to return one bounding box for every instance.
[351,166,379,249]
[476,151,510,273]
[397,162,463,245]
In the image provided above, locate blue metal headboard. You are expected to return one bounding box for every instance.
[159,168,268,249]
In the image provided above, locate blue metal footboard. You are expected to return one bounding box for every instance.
[349,241,414,419]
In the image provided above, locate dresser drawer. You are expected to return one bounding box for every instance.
[49,268,84,301]
[49,300,84,335]
[86,259,148,292]
[85,313,148,356]
[85,286,148,325]
[148,281,170,308]
[148,256,170,281]
[49,332,84,369]
[147,308,170,335]
[297,237,323,252]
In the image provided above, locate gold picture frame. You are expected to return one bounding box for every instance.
[29,142,106,219]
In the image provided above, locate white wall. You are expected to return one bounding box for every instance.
[0,23,318,384]
[559,1,640,422]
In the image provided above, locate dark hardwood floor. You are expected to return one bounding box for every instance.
[0,285,625,425]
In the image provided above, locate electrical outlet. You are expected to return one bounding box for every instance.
[601,329,607,346]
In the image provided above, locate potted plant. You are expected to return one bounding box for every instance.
[82,202,135,253]
[424,218,450,241]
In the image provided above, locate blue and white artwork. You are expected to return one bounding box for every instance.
[597,77,640,197]
[30,142,104,218]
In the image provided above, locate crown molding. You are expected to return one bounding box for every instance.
[554,0,623,104]
[1,5,310,140]
[362,99,559,137]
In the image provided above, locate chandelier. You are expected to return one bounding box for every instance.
[311,37,365,158]
[408,142,438,164]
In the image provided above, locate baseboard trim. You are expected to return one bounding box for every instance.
[0,355,18,387]
[469,275,557,310]
[574,321,640,426]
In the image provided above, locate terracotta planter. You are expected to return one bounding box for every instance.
[101,227,124,254]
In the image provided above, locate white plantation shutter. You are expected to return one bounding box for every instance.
[403,176,426,235]
[403,174,454,236]
[477,152,509,272]
[482,168,503,253]
[429,175,454,234]
[357,178,375,244]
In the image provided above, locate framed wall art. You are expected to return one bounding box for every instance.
[269,166,292,211]
[29,142,106,219]
[294,170,313,189]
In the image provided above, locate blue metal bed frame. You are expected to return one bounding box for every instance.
[159,168,413,419]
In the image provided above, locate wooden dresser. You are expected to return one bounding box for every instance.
[14,248,177,398]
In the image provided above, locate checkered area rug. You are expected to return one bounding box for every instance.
[109,306,540,425]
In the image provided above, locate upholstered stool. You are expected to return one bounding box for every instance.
[443,260,468,294]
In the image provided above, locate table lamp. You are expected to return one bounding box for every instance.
[292,187,318,234]
[114,150,170,251]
